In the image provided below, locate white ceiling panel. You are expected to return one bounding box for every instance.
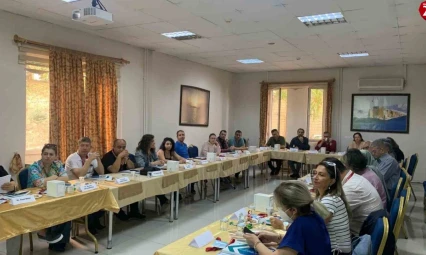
[284,0,341,16]
[183,38,228,51]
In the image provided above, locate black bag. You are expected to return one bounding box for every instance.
[140,166,160,176]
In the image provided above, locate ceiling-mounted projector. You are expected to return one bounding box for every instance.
[72,7,113,26]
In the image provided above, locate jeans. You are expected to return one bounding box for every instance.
[268,160,283,174]
[288,161,301,175]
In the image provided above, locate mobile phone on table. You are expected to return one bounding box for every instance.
[243,227,255,234]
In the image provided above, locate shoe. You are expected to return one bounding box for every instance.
[37,233,63,244]
[115,209,129,221]
[160,198,170,206]
[128,212,146,219]
[95,222,106,230]
[49,243,66,252]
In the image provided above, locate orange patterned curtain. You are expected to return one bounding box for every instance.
[325,81,333,134]
[49,50,85,162]
[259,82,269,146]
[85,58,118,156]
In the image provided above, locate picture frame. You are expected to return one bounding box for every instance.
[350,93,410,133]
[179,85,210,127]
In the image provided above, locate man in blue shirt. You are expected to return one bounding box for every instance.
[228,130,247,179]
[289,128,310,178]
[175,130,195,193]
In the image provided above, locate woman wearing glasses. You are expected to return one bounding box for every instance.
[243,181,331,255]
[313,159,352,255]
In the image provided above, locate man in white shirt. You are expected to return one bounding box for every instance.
[327,157,383,236]
[65,137,104,180]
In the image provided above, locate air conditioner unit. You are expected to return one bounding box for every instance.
[358,78,405,91]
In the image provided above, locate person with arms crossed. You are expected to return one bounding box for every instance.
[289,128,310,178]
[157,137,186,163]
[217,130,231,153]
[101,139,145,220]
[266,129,286,175]
[314,131,337,153]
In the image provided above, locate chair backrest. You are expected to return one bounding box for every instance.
[17,168,29,190]
[401,158,407,169]
[407,153,418,176]
[399,169,408,194]
[389,197,405,238]
[371,217,389,255]
[391,177,402,201]
[389,197,401,232]
[188,146,199,158]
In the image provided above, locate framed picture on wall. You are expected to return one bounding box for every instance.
[350,93,410,133]
[179,85,210,127]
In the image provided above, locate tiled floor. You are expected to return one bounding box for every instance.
[1,171,425,255]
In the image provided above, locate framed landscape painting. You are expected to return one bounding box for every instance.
[351,94,410,133]
[179,85,210,127]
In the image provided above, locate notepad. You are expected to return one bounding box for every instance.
[0,175,11,194]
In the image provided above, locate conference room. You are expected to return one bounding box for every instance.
[0,0,425,255]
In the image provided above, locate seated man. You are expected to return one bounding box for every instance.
[175,130,196,194]
[217,130,231,153]
[314,131,337,153]
[266,129,286,175]
[289,128,310,178]
[369,138,400,195]
[101,139,145,220]
[228,130,247,179]
[65,137,105,234]
[326,158,383,236]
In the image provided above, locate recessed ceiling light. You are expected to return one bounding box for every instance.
[298,12,346,27]
[237,59,264,64]
[161,31,202,40]
[62,0,80,2]
[339,52,369,58]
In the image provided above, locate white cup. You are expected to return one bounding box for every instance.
[79,176,85,183]
[320,147,326,154]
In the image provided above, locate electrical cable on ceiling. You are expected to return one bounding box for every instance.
[92,0,107,11]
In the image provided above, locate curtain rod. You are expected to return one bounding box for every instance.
[14,34,130,65]
[261,79,335,85]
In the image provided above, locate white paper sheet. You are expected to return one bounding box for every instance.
[0,175,11,194]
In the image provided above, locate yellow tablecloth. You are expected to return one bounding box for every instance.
[0,187,119,241]
[304,153,342,165]
[270,150,306,162]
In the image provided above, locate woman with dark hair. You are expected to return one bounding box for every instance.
[313,160,352,254]
[386,137,405,163]
[343,149,387,208]
[348,132,370,150]
[243,181,331,255]
[157,137,186,163]
[135,135,168,206]
[27,144,71,252]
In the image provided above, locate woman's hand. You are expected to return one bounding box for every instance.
[243,233,260,247]
[1,182,15,192]
[179,159,186,164]
[270,217,285,230]
[258,231,281,244]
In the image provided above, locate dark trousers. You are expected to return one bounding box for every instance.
[88,210,104,229]
[289,161,301,175]
[129,202,139,213]
[268,160,283,174]
[48,221,71,250]
[156,195,168,205]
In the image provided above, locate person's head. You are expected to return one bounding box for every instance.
[360,149,376,166]
[160,137,175,152]
[78,137,92,155]
[274,180,313,220]
[41,144,58,165]
[369,138,388,159]
[235,130,242,140]
[383,139,393,154]
[112,139,126,156]
[353,132,364,143]
[136,134,155,154]
[176,130,185,143]
[343,149,367,174]
[209,133,217,144]
[219,130,227,140]
[323,131,330,140]
[321,157,348,177]
[271,129,279,139]
[297,128,305,137]
[386,137,399,149]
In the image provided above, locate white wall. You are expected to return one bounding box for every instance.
[231,65,426,182]
[0,10,232,169]
[148,52,232,149]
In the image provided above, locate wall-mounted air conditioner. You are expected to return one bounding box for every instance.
[358,78,405,91]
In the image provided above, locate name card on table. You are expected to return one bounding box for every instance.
[9,195,36,205]
[308,150,319,154]
[229,207,248,221]
[115,177,130,184]
[219,157,227,161]
[259,147,269,151]
[200,160,209,165]
[188,231,214,248]
[232,153,240,158]
[244,151,251,155]
[289,148,299,152]
[186,160,194,164]
[80,183,98,192]
[148,170,164,177]
[184,164,194,170]
[337,152,346,156]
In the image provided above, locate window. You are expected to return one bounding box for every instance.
[267,84,327,142]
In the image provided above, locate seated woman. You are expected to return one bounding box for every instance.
[27,144,71,252]
[244,181,331,255]
[348,132,370,150]
[313,159,352,255]
[157,137,186,163]
[135,134,169,206]
[200,133,221,157]
[386,137,405,163]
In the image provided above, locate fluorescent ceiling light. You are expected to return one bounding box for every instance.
[62,0,80,2]
[237,59,264,64]
[298,12,346,27]
[339,52,369,58]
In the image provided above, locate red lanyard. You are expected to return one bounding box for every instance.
[342,171,355,185]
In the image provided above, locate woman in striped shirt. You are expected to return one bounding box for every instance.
[314,158,352,255]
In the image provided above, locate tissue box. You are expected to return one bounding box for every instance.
[47,180,66,198]
[207,152,216,162]
[254,193,274,213]
[249,146,257,153]
[167,160,179,172]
